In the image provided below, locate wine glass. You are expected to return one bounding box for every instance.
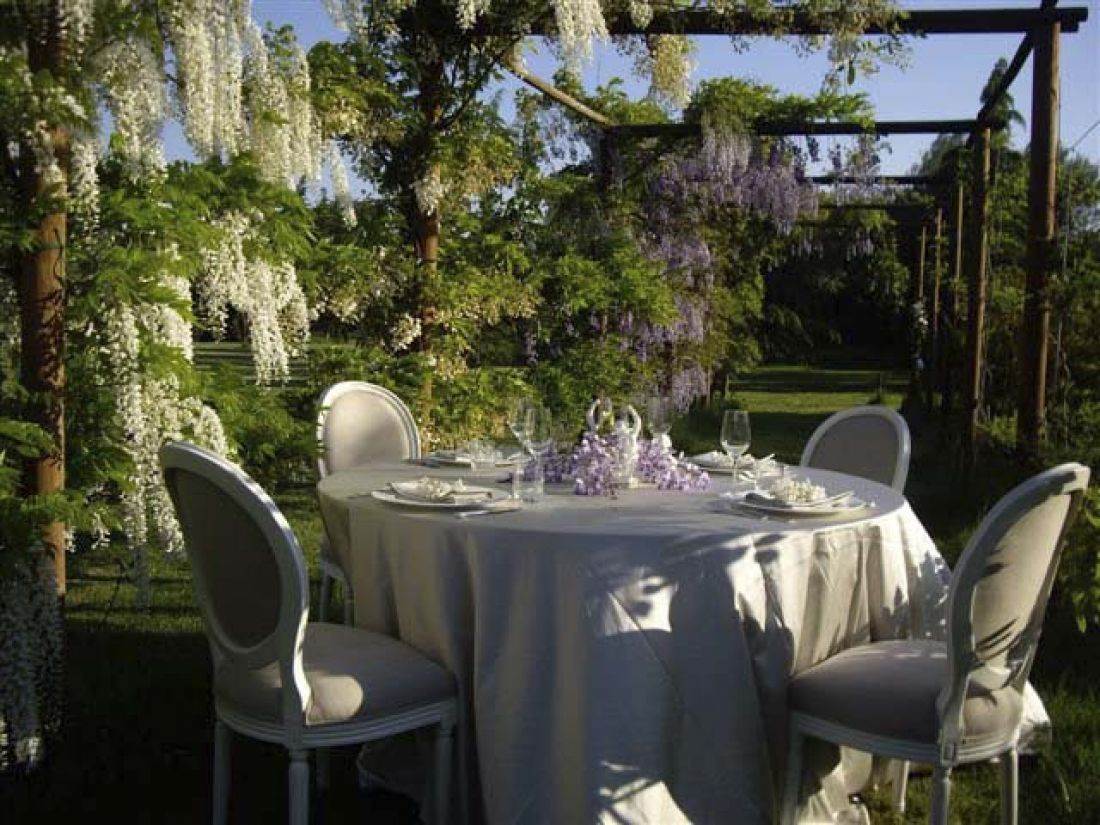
[507,398,534,453]
[594,396,614,432]
[646,396,672,452]
[527,405,554,457]
[720,410,751,481]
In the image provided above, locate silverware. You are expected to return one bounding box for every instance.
[457,502,523,519]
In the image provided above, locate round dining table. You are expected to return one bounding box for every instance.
[317,462,955,824]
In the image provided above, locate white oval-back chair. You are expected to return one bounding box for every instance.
[160,442,454,825]
[800,405,911,491]
[316,381,421,623]
[781,462,1090,825]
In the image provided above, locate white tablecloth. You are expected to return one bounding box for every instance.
[316,464,1038,824]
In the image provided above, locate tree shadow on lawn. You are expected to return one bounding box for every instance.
[2,622,420,823]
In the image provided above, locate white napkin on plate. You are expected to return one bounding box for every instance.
[389,477,491,504]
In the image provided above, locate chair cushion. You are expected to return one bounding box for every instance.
[215,623,454,727]
[787,640,1023,746]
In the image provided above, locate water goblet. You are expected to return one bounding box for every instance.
[507,398,535,454]
[646,396,673,453]
[721,409,751,491]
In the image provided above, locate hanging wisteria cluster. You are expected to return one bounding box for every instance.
[198,211,313,384]
[637,125,819,409]
[4,2,333,614]
[99,264,229,605]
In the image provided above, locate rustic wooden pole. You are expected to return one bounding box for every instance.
[927,207,944,410]
[19,5,69,594]
[1016,21,1061,459]
[963,128,992,469]
[940,176,966,416]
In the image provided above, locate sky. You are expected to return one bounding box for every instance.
[164,0,1100,193]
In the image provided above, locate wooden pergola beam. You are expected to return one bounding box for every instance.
[489,6,1088,37]
[974,33,1035,130]
[610,119,984,140]
[810,175,945,185]
[503,56,614,128]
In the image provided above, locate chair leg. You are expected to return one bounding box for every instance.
[433,720,455,825]
[288,748,310,825]
[318,571,331,623]
[999,748,1018,825]
[892,759,910,813]
[780,730,804,825]
[213,720,231,825]
[316,748,330,793]
[342,579,354,626]
[931,766,952,825]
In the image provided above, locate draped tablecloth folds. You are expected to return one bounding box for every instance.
[317,463,1050,824]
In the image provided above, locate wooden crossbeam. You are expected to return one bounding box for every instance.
[485,6,1088,37]
[972,1,1060,133]
[610,119,983,140]
[503,56,614,128]
[810,175,945,185]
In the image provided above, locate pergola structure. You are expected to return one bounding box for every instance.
[493,2,1089,463]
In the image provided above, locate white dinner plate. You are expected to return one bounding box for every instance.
[726,494,870,518]
[371,486,505,510]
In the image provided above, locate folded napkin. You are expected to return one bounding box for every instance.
[389,477,492,504]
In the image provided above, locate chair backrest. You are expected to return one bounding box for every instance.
[160,442,311,727]
[937,462,1090,760]
[316,381,421,478]
[800,405,911,491]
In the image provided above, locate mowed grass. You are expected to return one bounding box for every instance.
[3,361,1098,823]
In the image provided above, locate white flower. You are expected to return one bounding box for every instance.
[197,211,311,384]
[326,141,357,226]
[412,168,446,216]
[390,314,422,353]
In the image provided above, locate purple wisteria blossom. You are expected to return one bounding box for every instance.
[635,438,712,492]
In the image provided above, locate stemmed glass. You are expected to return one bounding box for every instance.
[720,410,751,486]
[527,405,554,457]
[507,398,534,454]
[593,396,614,433]
[646,396,672,453]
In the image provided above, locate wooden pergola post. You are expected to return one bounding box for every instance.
[941,176,966,417]
[19,12,70,594]
[927,206,944,410]
[964,127,992,468]
[1017,20,1061,458]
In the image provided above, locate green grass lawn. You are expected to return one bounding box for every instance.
[4,361,1097,823]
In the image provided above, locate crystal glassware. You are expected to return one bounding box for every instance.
[507,398,534,454]
[512,456,544,503]
[646,395,673,453]
[465,439,497,472]
[721,410,751,489]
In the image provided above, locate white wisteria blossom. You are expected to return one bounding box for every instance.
[326,140,357,225]
[390,313,423,353]
[552,0,609,66]
[412,167,446,216]
[101,271,229,605]
[68,132,100,234]
[96,39,167,177]
[198,211,311,384]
